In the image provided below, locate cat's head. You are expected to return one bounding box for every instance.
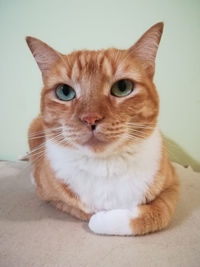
[26,22,163,155]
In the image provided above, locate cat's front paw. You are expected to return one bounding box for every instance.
[88,208,139,236]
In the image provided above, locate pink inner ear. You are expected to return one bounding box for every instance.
[26,36,62,78]
[128,22,164,78]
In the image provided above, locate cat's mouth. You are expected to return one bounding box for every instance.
[80,131,110,151]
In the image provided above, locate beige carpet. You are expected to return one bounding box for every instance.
[0,161,200,267]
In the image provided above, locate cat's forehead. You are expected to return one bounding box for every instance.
[46,48,142,89]
[65,48,124,81]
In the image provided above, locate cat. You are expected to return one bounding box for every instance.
[26,22,179,236]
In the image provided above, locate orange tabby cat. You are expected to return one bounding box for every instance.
[26,22,179,236]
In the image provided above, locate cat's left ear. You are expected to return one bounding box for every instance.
[129,22,164,79]
[26,36,63,80]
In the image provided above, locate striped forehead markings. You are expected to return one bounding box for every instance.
[68,51,116,80]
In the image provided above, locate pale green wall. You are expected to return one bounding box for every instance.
[0,0,200,170]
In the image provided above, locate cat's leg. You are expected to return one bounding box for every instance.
[50,200,92,221]
[89,183,179,236]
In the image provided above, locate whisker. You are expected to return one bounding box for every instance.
[127,125,155,130]
[129,130,150,138]
[29,126,63,135]
[30,134,68,165]
[126,136,143,145]
[126,122,154,125]
[126,122,156,128]
[30,152,45,165]
[57,137,72,147]
[28,126,64,137]
[28,133,64,156]
[28,132,61,140]
[29,132,75,163]
[126,133,143,142]
[127,127,154,133]
[30,149,45,160]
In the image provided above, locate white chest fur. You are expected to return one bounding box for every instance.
[46,129,162,213]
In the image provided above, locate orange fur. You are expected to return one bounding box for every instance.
[28,115,92,220]
[130,141,179,235]
[26,22,179,235]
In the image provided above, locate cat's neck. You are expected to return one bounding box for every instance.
[45,127,162,179]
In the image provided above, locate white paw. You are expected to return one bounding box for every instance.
[88,207,139,236]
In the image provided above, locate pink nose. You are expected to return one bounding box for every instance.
[80,114,103,129]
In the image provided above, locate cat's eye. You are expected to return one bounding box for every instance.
[55,84,76,101]
[111,79,134,97]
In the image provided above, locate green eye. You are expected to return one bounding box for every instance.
[55,84,76,101]
[111,79,134,97]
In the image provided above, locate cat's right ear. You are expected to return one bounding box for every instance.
[26,37,62,80]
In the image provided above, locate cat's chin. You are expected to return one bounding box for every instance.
[77,132,126,155]
[81,135,108,153]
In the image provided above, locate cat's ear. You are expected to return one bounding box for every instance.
[129,22,164,78]
[26,37,62,79]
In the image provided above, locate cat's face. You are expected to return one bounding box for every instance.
[27,22,163,155]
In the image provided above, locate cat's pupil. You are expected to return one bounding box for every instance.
[118,80,127,92]
[62,85,70,96]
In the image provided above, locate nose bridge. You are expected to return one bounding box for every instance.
[79,95,107,128]
[80,81,105,114]
[77,73,110,122]
[79,92,105,130]
[80,98,104,121]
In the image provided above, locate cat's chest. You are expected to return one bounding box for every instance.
[46,136,161,213]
